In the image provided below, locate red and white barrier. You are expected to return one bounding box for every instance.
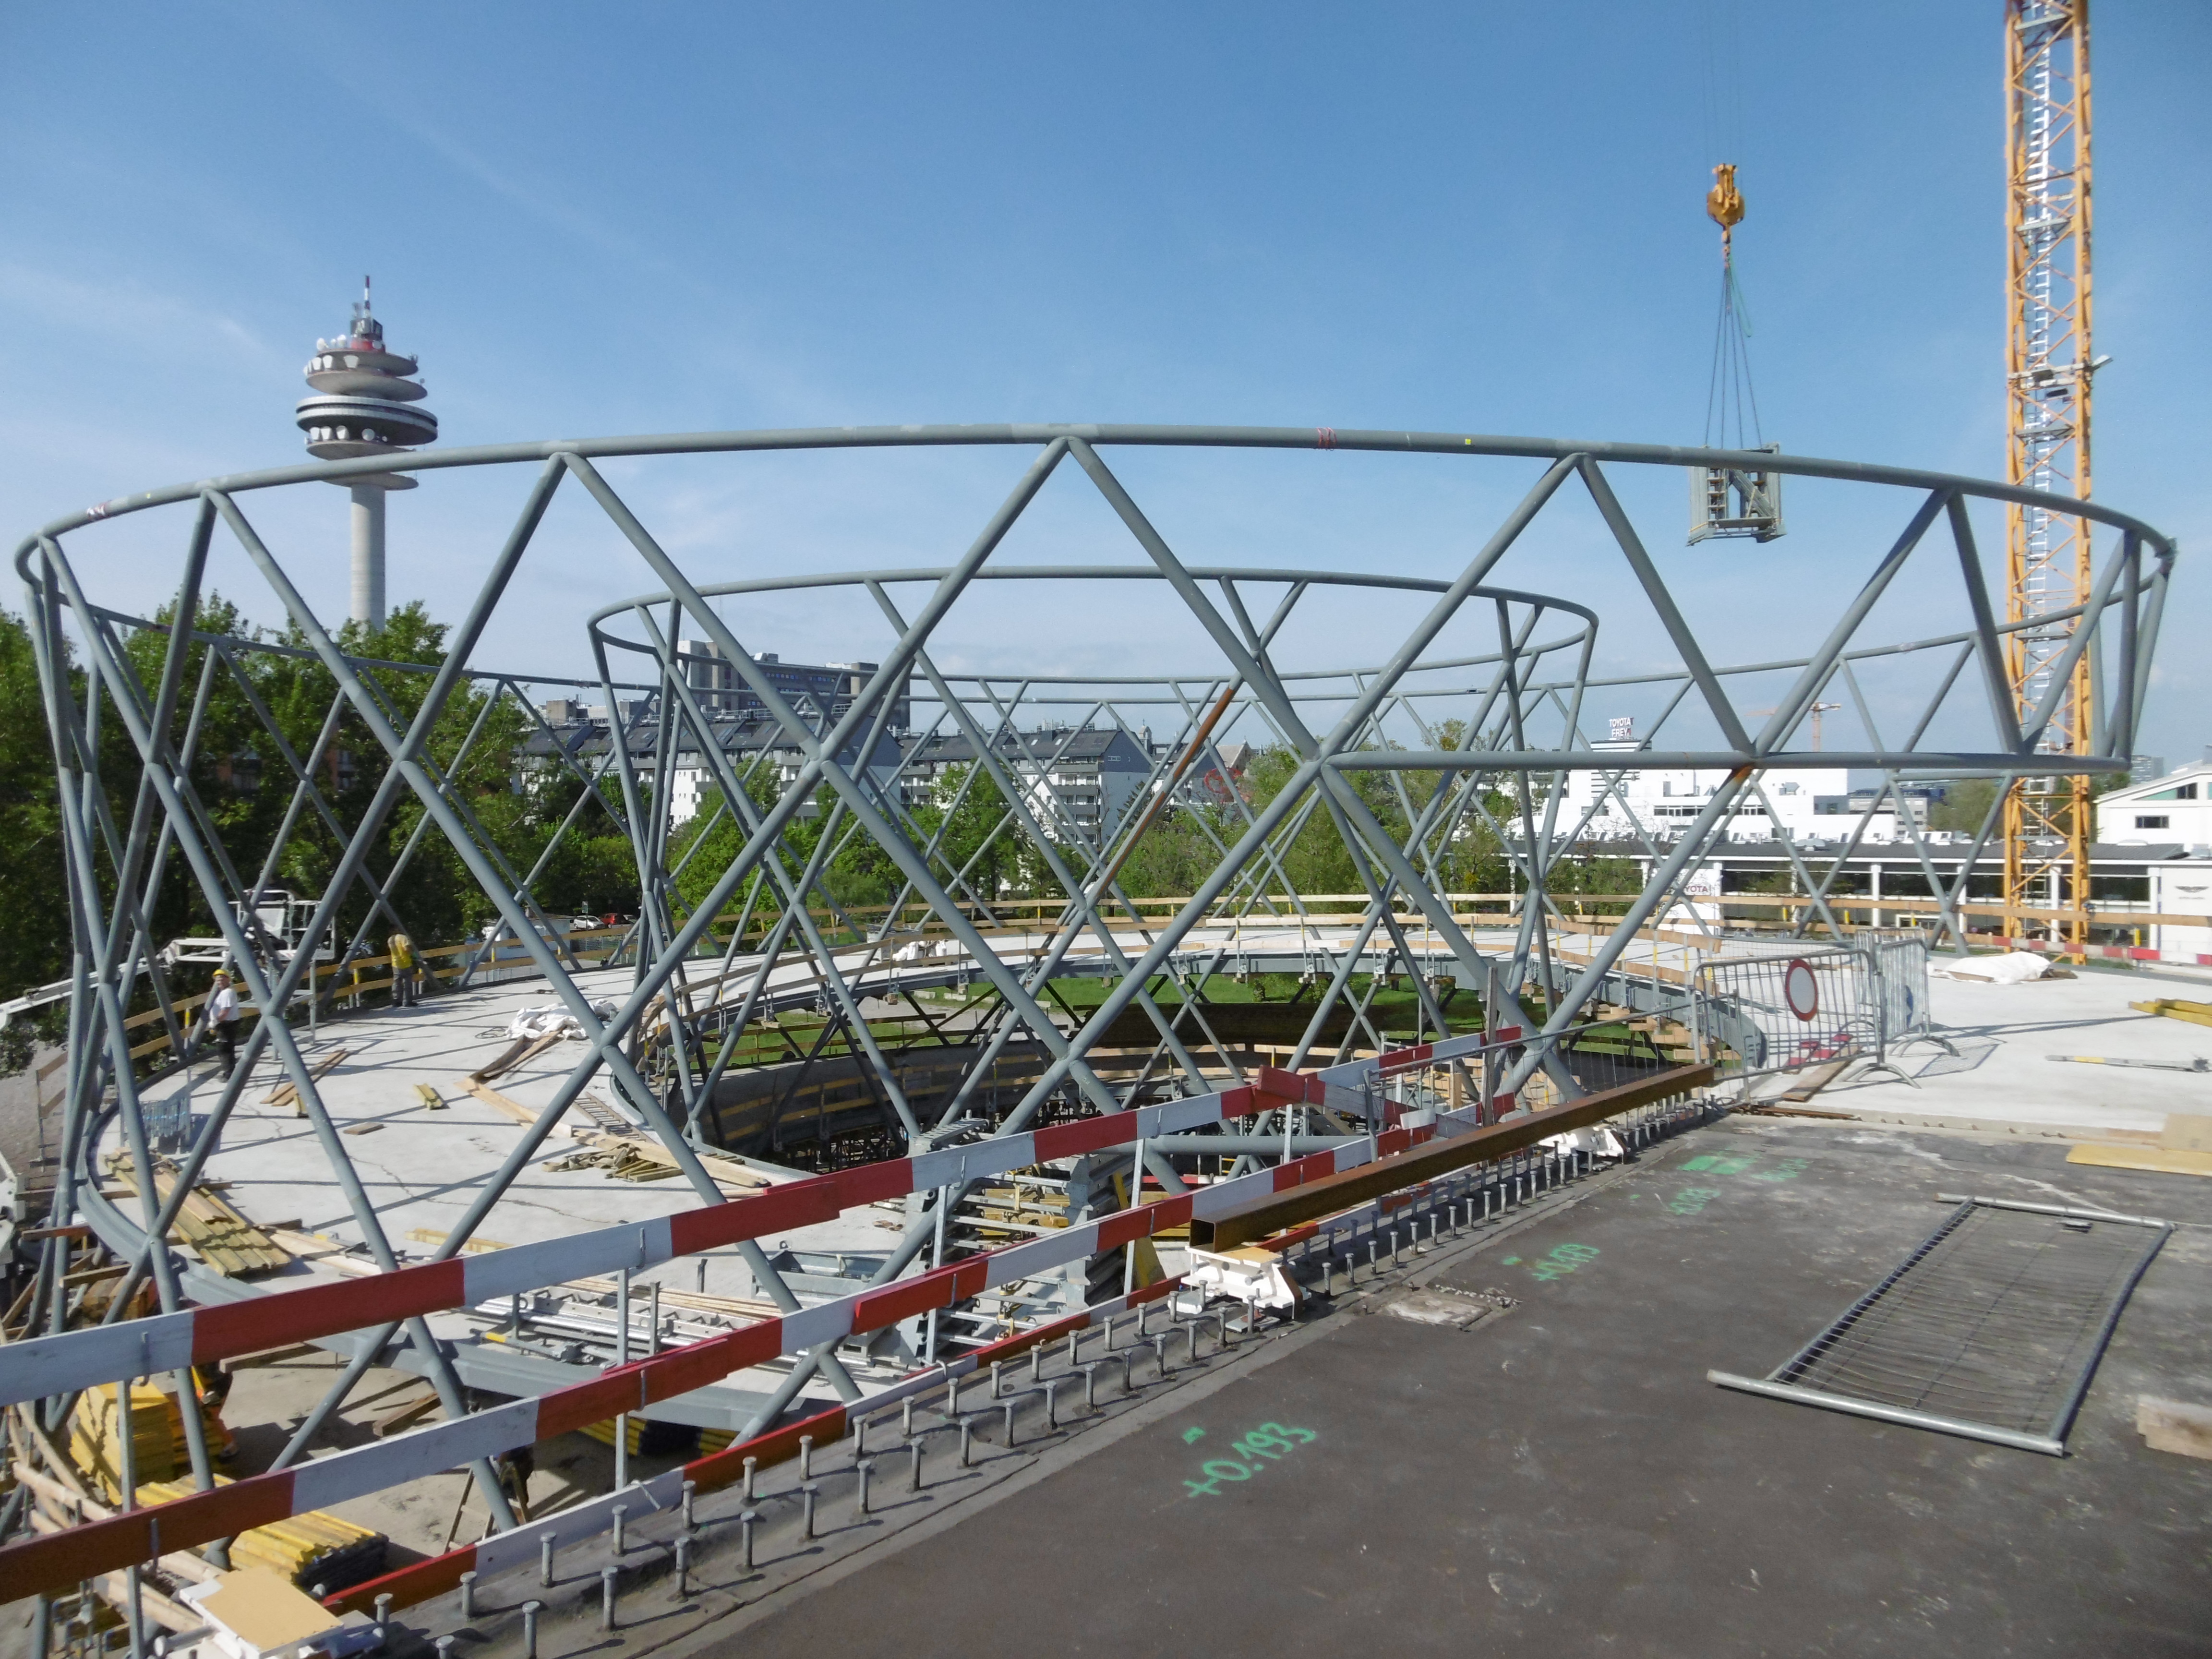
[1975,933,2163,962]
[319,1274,1190,1615]
[6,1034,1513,1413]
[0,1034,1519,1603]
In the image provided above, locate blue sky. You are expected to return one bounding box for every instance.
[2,3,2204,766]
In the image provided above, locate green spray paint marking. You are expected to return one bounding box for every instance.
[1679,1153,1810,1184]
[1182,1427,1206,1444]
[1748,1157,1811,1183]
[1525,1243,1600,1281]
[1183,1421,1317,1497]
[1667,1186,1722,1216]
[1681,1153,1757,1176]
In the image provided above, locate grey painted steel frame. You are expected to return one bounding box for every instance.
[12,423,2172,1516]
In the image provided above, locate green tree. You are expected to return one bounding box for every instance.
[1931,778,1998,835]
[0,607,72,1003]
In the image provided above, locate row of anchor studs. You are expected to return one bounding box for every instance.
[1297,1130,1667,1290]
[286,1106,1716,1659]
[411,1259,1307,1652]
[82,1303,1248,1659]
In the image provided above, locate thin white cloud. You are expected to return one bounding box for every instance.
[0,262,287,370]
[382,109,708,297]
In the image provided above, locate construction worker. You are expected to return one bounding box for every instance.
[388,931,420,1008]
[191,1362,238,1462]
[201,970,240,1079]
[497,1444,535,1521]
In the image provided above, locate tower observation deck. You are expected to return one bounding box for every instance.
[295,278,437,628]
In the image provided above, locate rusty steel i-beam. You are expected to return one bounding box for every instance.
[1191,1064,1716,1250]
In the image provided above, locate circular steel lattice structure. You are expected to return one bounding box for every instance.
[2,425,2175,1599]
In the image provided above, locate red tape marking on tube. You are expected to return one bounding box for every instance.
[1032,1114,1134,1160]
[832,1158,917,1208]
[852,1268,958,1331]
[686,1406,846,1490]
[667,1182,841,1255]
[1095,1210,1149,1251]
[325,1545,477,1615]
[641,1335,740,1405]
[192,1258,466,1364]
[533,1368,646,1442]
[3,1469,297,1598]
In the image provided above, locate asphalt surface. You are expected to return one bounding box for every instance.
[694,1118,2212,1658]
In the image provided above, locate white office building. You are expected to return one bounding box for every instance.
[2096,753,2212,853]
[1549,736,1932,847]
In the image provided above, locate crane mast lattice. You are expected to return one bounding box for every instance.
[2003,0,2096,947]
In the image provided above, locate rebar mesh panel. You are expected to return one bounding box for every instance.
[1774,1202,2164,1438]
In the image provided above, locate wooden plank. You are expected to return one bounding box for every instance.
[2138,1397,2212,1461]
[2132,998,2212,1030]
[265,1227,352,1261]
[3,1278,42,1337]
[463,1077,540,1124]
[108,1165,290,1277]
[483,1031,567,1081]
[565,1129,773,1193]
[1779,1058,1854,1104]
[307,1252,385,1279]
[415,1083,445,1110]
[1957,902,2212,927]
[2065,1143,2212,1178]
[1551,916,1719,949]
[371,1389,442,1438]
[466,1036,534,1083]
[263,1047,348,1114]
[1548,944,1696,986]
[2163,1115,2212,1153]
[406,1226,504,1255]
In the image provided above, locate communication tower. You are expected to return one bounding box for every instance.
[294,278,437,629]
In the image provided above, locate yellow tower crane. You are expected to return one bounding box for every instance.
[2002,0,2102,951]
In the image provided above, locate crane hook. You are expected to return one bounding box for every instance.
[1707,163,1745,252]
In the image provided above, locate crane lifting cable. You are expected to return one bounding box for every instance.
[1704,164,1760,448]
[1689,162,1784,544]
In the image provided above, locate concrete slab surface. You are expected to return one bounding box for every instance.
[672,1118,2212,1658]
[1815,962,2212,1138]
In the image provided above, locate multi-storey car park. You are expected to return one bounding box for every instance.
[6,422,2209,1657]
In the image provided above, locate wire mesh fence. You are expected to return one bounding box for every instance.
[1691,932,1938,1087]
[1859,929,1940,1053]
[1711,1196,2171,1454]
[1693,947,1877,1080]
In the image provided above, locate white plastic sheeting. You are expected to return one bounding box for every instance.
[503,999,618,1040]
[1930,951,2052,985]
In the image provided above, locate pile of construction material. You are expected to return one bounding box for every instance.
[105,1153,290,1277]
[71,1382,188,1500]
[178,1566,382,1659]
[141,1480,385,1593]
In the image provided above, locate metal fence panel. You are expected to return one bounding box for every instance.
[1693,948,1878,1081]
[1709,1195,2172,1455]
[1859,928,1936,1051]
